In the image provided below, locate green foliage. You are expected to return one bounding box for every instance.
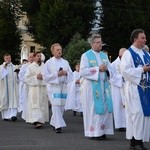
[0,0,22,64]
[63,33,90,70]
[21,0,97,51]
[101,0,150,61]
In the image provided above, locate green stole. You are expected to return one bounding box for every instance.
[86,50,113,114]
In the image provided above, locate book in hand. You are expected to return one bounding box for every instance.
[14,69,20,73]
[106,70,110,77]
[59,67,63,71]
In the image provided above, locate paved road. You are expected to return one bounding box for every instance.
[0,110,149,150]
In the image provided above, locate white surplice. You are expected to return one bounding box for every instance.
[110,57,126,129]
[121,45,150,142]
[18,62,31,120]
[43,57,73,129]
[80,50,114,137]
[0,62,19,119]
[65,71,83,112]
[25,62,49,124]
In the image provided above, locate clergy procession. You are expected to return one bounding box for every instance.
[0,29,150,150]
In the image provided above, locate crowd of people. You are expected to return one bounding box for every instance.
[0,29,150,150]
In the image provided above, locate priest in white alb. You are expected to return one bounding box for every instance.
[110,48,126,131]
[43,43,73,133]
[18,53,34,120]
[121,29,150,150]
[0,53,19,121]
[80,34,114,140]
[25,52,49,128]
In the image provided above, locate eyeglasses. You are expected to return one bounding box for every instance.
[93,41,103,44]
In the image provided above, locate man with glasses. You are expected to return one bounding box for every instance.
[80,34,114,140]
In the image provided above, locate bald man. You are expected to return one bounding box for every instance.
[110,48,127,131]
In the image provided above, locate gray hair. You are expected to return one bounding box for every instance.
[90,34,101,44]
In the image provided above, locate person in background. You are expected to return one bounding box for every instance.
[65,62,83,117]
[18,53,34,118]
[22,59,28,65]
[110,48,127,131]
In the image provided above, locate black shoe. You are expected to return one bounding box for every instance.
[55,128,62,133]
[100,134,107,139]
[35,123,42,129]
[33,122,38,125]
[73,111,76,116]
[11,116,17,122]
[129,137,136,149]
[3,118,9,121]
[91,134,107,140]
[118,128,126,132]
[90,137,101,140]
[135,140,147,150]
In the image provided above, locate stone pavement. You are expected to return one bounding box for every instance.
[0,110,149,150]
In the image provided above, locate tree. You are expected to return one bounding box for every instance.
[0,0,22,64]
[21,0,98,51]
[64,33,90,70]
[101,0,150,61]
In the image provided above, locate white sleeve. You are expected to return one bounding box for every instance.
[65,61,74,83]
[120,50,143,85]
[0,65,8,79]
[18,64,27,82]
[109,62,123,88]
[25,66,39,86]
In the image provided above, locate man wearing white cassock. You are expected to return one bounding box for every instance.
[0,54,19,121]
[43,43,73,133]
[18,53,34,120]
[80,34,114,140]
[25,52,49,128]
[121,29,150,150]
[110,48,126,131]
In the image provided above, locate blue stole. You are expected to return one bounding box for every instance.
[129,47,150,116]
[86,50,113,114]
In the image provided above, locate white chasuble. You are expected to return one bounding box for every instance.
[80,50,114,137]
[0,63,19,111]
[25,62,49,123]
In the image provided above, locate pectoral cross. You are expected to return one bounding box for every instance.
[95,90,99,99]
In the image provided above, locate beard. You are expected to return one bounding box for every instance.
[38,60,42,66]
